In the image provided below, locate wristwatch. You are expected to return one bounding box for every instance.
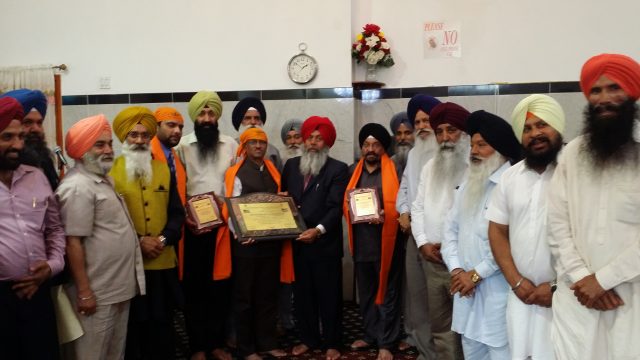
[158,235,167,246]
[470,271,482,284]
[550,279,558,293]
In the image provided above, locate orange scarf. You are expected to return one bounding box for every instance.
[344,153,399,304]
[150,136,187,279]
[215,157,295,283]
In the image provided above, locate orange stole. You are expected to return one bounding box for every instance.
[215,158,295,283]
[150,136,187,279]
[343,154,399,304]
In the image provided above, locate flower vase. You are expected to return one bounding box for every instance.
[365,63,378,82]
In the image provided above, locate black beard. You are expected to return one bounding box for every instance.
[194,122,220,160]
[19,132,51,167]
[524,135,563,170]
[582,100,638,167]
[0,150,21,170]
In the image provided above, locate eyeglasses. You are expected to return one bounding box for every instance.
[127,131,151,140]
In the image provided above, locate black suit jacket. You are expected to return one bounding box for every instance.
[281,156,349,260]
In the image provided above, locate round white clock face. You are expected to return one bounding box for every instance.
[287,54,318,84]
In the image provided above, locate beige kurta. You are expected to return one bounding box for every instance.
[548,136,640,360]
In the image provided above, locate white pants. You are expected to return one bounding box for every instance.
[67,300,130,360]
[462,336,510,360]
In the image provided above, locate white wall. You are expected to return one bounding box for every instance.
[0,0,352,94]
[354,0,640,87]
[2,0,638,94]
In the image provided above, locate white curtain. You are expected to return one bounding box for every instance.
[0,64,57,146]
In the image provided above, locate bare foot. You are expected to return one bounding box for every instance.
[190,351,206,360]
[325,348,341,360]
[265,348,287,358]
[245,353,263,360]
[292,344,310,356]
[350,339,370,350]
[377,349,393,360]
[211,348,232,360]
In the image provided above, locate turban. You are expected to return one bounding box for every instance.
[154,106,184,124]
[511,94,565,143]
[359,123,391,150]
[429,102,470,133]
[407,94,441,125]
[0,97,24,133]
[65,114,111,160]
[237,127,268,157]
[467,110,522,162]
[1,88,47,118]
[580,53,640,100]
[301,116,337,148]
[280,118,304,144]
[188,91,223,122]
[112,106,157,142]
[232,97,266,130]
[389,111,413,133]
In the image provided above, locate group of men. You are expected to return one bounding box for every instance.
[0,52,638,360]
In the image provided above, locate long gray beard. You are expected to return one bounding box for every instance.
[282,145,303,163]
[82,152,114,176]
[429,134,470,198]
[299,147,329,176]
[394,143,412,169]
[462,152,506,217]
[122,142,152,184]
[413,133,439,162]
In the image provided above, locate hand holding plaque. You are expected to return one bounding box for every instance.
[226,192,307,242]
[347,187,382,224]
[186,192,223,234]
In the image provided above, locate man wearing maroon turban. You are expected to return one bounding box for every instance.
[411,102,471,360]
[56,115,145,359]
[0,97,66,359]
[548,53,640,359]
[281,116,348,360]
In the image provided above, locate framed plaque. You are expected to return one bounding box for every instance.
[347,187,382,224]
[225,192,307,242]
[186,192,223,234]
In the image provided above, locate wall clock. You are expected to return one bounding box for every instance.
[287,42,318,84]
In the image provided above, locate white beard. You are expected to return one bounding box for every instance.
[238,123,261,135]
[393,143,412,168]
[282,145,303,163]
[122,142,152,184]
[299,146,329,176]
[428,134,470,199]
[413,131,439,158]
[462,151,506,217]
[82,152,114,176]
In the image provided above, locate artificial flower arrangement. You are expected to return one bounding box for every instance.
[351,23,395,67]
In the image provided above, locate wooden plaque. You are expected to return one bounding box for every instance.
[347,187,382,224]
[186,192,223,234]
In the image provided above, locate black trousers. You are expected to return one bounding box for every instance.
[182,228,231,353]
[232,255,280,357]
[0,280,59,360]
[354,242,404,350]
[293,256,343,350]
[125,268,182,360]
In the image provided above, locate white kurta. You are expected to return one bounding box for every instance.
[396,146,436,214]
[442,162,510,348]
[411,157,468,248]
[485,160,556,360]
[548,136,640,360]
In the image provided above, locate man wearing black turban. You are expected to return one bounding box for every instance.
[231,97,283,170]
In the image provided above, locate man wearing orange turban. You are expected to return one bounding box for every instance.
[222,127,292,360]
[549,53,640,360]
[282,116,348,360]
[56,115,145,359]
[109,106,185,360]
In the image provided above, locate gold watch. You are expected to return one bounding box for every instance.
[470,271,482,284]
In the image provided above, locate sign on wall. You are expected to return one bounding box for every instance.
[423,21,462,59]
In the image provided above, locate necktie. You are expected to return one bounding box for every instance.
[167,151,176,176]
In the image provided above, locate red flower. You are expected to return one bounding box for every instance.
[363,23,380,34]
